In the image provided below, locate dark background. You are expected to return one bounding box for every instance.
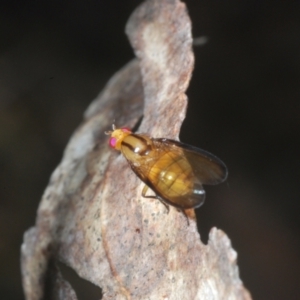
[1,0,300,299]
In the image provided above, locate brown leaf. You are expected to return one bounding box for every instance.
[21,0,252,299]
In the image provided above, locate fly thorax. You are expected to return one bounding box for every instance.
[121,134,153,160]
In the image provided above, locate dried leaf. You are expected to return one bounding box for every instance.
[21,0,252,299]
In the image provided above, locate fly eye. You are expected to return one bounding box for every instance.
[109,137,117,148]
[121,127,131,133]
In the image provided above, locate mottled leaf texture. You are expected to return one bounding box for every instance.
[21,0,252,299]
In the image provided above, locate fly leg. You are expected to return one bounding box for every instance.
[177,208,190,226]
[142,185,170,213]
[141,186,189,224]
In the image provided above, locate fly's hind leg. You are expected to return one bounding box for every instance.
[177,208,190,226]
[142,185,170,213]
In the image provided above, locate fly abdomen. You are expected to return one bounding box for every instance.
[148,150,194,198]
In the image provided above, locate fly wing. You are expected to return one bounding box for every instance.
[127,150,206,209]
[122,138,227,209]
[155,139,228,185]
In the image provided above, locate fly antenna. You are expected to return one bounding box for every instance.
[105,123,116,135]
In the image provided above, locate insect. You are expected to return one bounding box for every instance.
[106,125,227,222]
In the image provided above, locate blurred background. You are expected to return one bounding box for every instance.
[1,0,299,299]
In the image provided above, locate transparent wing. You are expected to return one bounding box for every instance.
[124,138,227,209]
[155,139,228,185]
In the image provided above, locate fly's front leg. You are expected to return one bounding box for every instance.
[142,185,170,213]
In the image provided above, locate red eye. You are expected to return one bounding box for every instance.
[109,137,117,148]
